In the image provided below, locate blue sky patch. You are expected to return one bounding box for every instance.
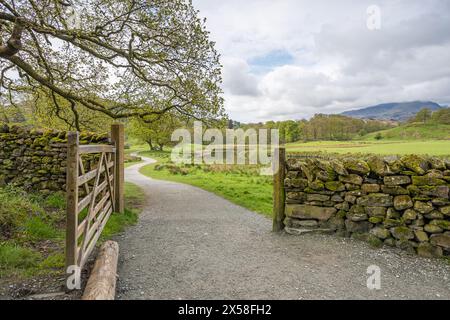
[248,50,294,73]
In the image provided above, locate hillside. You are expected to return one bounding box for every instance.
[362,122,450,140]
[341,101,443,121]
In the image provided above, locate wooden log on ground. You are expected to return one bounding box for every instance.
[82,241,119,300]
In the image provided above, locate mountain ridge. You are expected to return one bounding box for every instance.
[341,101,444,121]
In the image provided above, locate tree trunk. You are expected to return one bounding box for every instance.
[146,139,155,150]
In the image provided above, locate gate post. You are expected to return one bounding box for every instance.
[111,124,124,213]
[272,147,286,232]
[66,131,79,269]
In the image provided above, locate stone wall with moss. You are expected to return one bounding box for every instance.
[0,124,109,194]
[283,154,450,258]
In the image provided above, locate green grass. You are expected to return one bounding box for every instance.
[0,244,42,269]
[138,150,273,216]
[100,182,145,240]
[363,123,450,141]
[24,216,63,241]
[0,187,66,278]
[44,192,66,209]
[286,140,450,156]
[125,160,143,168]
[286,122,450,155]
[0,182,145,279]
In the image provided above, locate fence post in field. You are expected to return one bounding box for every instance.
[111,124,124,213]
[66,131,79,269]
[272,147,286,232]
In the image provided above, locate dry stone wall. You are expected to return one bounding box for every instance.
[283,154,450,258]
[0,124,109,193]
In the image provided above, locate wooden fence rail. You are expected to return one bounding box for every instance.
[65,124,124,273]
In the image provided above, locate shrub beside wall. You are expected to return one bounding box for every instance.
[0,124,109,193]
[283,154,450,258]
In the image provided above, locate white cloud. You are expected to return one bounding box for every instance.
[222,58,260,96]
[193,0,450,122]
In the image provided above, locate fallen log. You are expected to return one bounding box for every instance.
[82,240,119,300]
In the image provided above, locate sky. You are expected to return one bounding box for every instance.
[192,0,450,123]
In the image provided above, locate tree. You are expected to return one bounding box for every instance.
[0,0,225,130]
[300,114,393,141]
[414,108,432,123]
[431,108,450,124]
[282,120,300,143]
[374,132,383,140]
[128,114,181,151]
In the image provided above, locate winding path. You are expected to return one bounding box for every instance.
[116,155,450,300]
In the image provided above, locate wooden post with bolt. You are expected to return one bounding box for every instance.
[65,131,79,270]
[111,124,124,213]
[272,147,286,232]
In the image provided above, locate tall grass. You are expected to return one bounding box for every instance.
[0,182,145,279]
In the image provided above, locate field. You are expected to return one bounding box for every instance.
[138,150,273,216]
[286,140,450,156]
[363,123,450,141]
[286,122,450,155]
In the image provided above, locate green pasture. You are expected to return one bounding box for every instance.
[286,140,450,156]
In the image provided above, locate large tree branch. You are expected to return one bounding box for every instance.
[0,1,225,127]
[0,15,24,58]
[4,54,179,119]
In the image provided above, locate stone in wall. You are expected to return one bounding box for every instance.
[283,154,450,258]
[0,124,109,193]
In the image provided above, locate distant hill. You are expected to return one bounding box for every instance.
[341,101,444,121]
[362,123,450,141]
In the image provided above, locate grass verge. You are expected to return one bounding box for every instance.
[138,150,273,216]
[0,182,145,279]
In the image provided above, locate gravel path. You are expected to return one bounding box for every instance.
[116,156,450,300]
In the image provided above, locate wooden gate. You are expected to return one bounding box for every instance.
[65,124,124,270]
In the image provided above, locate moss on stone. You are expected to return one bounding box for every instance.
[325,180,345,192]
[390,226,414,240]
[430,219,450,230]
[344,158,370,175]
[308,180,324,191]
[424,224,443,234]
[367,234,384,248]
[336,210,347,218]
[411,176,446,186]
[369,217,383,224]
[400,155,428,175]
[399,171,416,176]
[367,156,388,176]
[383,218,403,228]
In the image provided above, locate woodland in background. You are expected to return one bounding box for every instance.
[235,114,395,143]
